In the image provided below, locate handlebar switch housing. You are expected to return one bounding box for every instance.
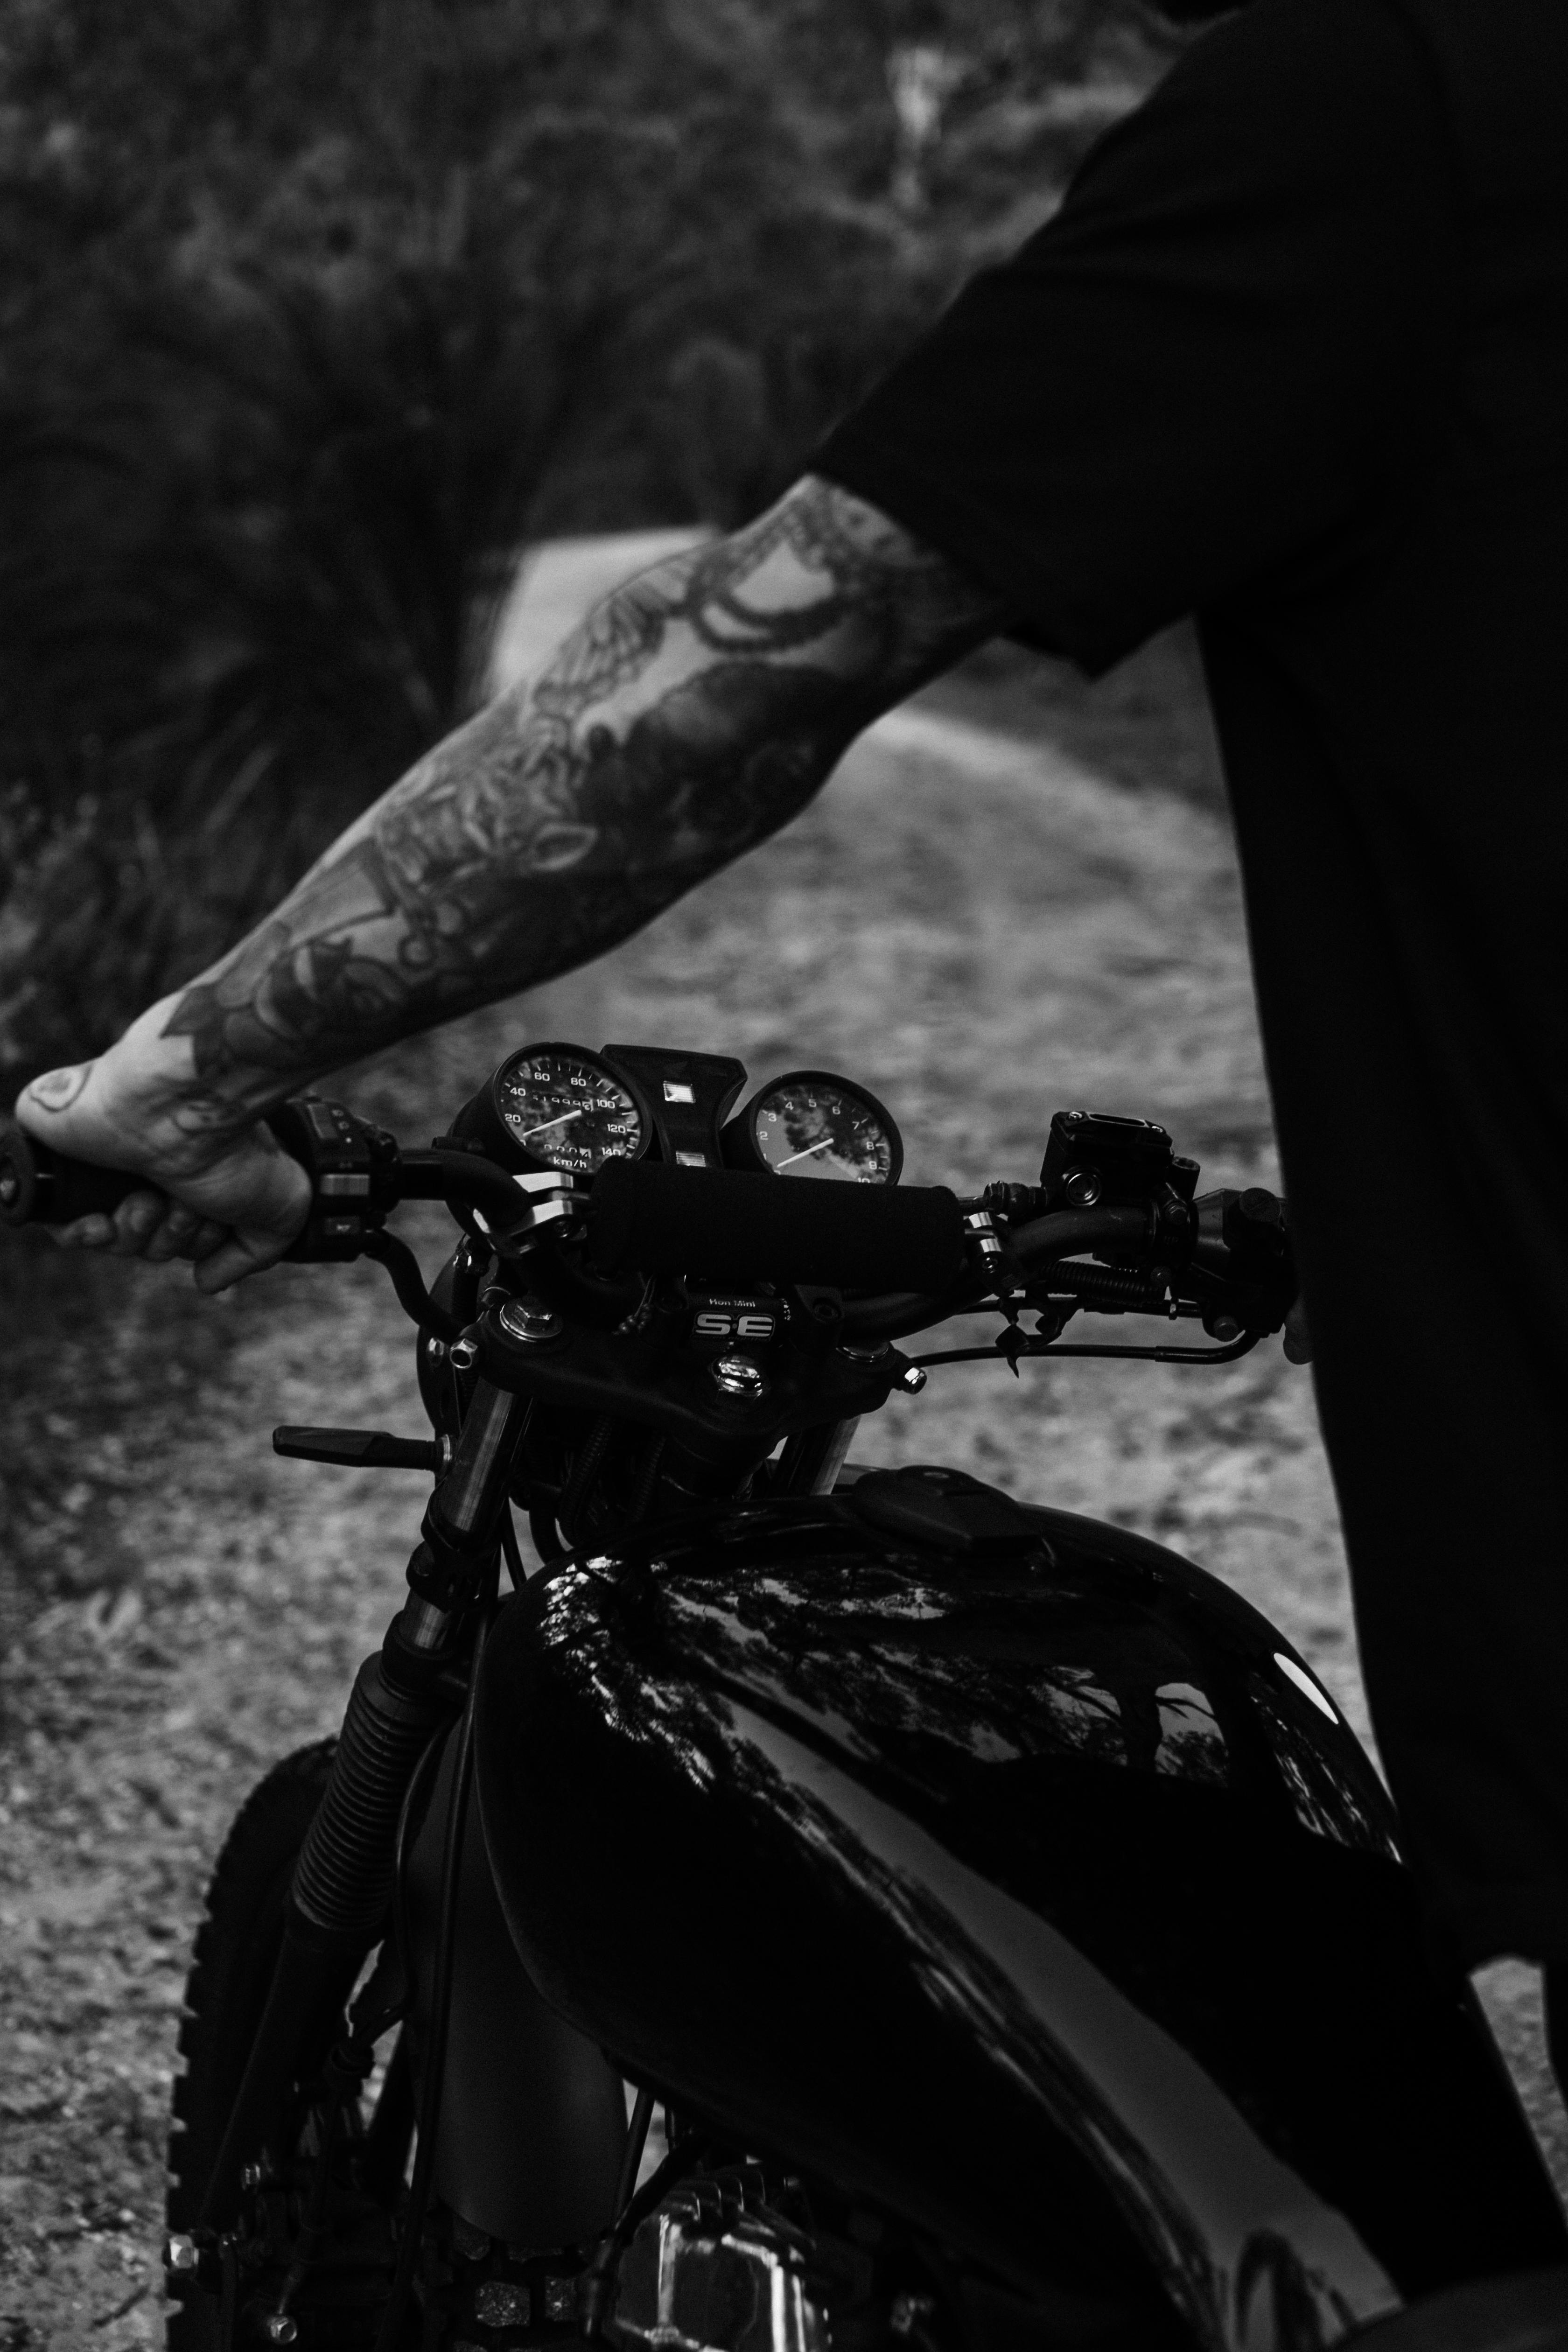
[270,1095,401,1262]
[1222,1186,1290,1260]
[1184,1187,1297,1337]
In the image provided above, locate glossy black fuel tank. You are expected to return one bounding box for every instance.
[476,1472,1565,2349]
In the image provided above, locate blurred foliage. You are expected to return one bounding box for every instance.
[0,0,1182,1087]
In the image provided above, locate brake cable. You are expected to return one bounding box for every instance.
[910,1328,1264,1372]
[870,1199,1267,1367]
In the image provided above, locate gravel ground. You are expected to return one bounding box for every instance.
[2,694,1563,2344]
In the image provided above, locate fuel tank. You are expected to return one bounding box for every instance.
[475,1466,1566,2351]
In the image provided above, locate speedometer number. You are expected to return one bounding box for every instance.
[497,1052,646,1176]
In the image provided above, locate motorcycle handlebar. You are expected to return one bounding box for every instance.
[0,1118,530,1239]
[394,1148,532,1232]
[1,1117,1264,1342]
[0,1121,974,1299]
[837,1204,1160,1342]
[1010,1204,1157,1268]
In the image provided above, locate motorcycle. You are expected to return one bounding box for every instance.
[3,1038,1565,2352]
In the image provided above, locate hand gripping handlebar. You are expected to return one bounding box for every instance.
[0,1117,152,1226]
[0,1106,528,1254]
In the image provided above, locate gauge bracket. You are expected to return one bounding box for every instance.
[600,1043,747,1171]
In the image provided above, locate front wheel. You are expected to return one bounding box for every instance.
[166,1740,409,2350]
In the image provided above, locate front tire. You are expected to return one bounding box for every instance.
[167,1740,405,2350]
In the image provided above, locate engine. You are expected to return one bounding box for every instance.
[608,2173,836,2352]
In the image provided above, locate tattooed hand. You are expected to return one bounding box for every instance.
[14,1032,311,1291]
[19,476,1003,1288]
[26,1063,94,1114]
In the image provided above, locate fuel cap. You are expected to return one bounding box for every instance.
[847,1468,1048,1559]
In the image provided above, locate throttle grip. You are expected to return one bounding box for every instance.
[588,1160,966,1292]
[0,1116,154,1228]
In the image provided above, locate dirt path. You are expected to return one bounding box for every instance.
[2,704,1561,2343]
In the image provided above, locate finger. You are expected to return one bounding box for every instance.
[52,1212,118,1250]
[192,1231,291,1294]
[1283,1296,1313,1365]
[141,1202,204,1263]
[183,1220,230,1262]
[103,1190,174,1257]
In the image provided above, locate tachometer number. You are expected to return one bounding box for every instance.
[497,1051,647,1176]
[724,1071,902,1185]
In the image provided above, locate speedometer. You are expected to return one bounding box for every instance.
[723,1071,902,1185]
[493,1047,648,1176]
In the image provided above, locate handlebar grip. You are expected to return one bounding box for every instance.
[588,1161,966,1292]
[0,1116,158,1228]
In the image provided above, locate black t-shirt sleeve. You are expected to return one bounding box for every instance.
[812,0,1456,674]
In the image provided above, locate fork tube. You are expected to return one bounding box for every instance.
[198,1383,528,2229]
[430,1378,523,1542]
[293,1382,528,1943]
[777,1416,860,1496]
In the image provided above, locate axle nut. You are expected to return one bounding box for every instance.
[448,1330,481,1372]
[165,2234,199,2275]
[709,1353,767,1403]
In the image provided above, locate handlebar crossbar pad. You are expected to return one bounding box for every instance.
[588,1160,965,1292]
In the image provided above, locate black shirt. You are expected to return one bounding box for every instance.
[815,0,1568,1969]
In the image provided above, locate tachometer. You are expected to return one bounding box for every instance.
[492,1046,649,1176]
[723,1071,902,1185]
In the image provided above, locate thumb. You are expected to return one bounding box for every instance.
[1282,1294,1313,1365]
[193,1230,294,1294]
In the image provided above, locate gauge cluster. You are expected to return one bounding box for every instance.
[722,1071,902,1186]
[450,1043,903,1187]
[498,1051,645,1177]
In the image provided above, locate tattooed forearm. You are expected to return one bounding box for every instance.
[159,476,1003,1123]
